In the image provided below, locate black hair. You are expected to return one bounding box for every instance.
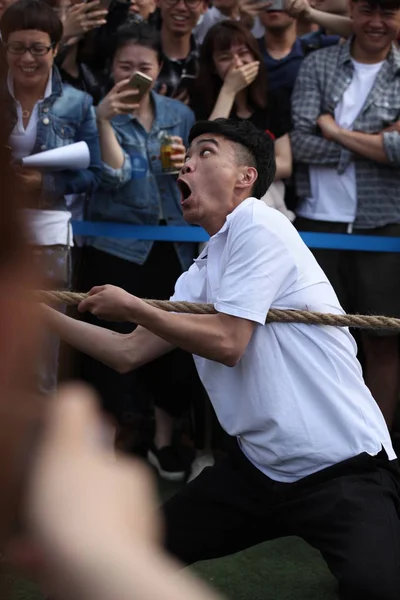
[189,118,276,199]
[0,0,63,45]
[352,0,400,9]
[111,22,163,65]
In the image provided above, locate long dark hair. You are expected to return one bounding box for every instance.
[194,20,268,119]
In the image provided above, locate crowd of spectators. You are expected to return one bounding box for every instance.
[0,0,399,482]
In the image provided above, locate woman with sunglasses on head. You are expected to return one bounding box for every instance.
[194,20,292,185]
[0,0,102,395]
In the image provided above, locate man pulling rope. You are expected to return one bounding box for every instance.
[41,290,400,330]
[42,118,400,599]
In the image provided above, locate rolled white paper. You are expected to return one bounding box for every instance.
[21,141,90,171]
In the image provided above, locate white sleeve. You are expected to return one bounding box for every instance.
[215,222,298,324]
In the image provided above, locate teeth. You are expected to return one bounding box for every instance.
[173,16,186,20]
[21,68,36,72]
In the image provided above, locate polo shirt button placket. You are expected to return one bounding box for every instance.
[42,117,50,125]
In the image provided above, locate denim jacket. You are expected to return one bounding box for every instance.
[88,92,196,270]
[3,67,102,209]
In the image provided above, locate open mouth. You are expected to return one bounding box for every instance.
[177,179,192,203]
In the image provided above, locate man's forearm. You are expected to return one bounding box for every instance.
[307,8,352,38]
[42,307,129,372]
[335,129,389,163]
[43,306,175,373]
[128,301,242,367]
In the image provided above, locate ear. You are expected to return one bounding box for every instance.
[53,44,59,58]
[236,166,258,192]
[348,0,355,18]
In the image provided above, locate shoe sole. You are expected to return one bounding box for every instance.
[147,450,186,482]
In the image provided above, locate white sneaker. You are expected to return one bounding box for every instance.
[187,453,215,483]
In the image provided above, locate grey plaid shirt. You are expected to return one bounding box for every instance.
[290,38,400,229]
[155,36,199,100]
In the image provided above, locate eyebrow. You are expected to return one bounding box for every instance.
[194,138,220,148]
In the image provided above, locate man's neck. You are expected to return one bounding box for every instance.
[264,25,297,60]
[351,38,391,65]
[161,27,192,60]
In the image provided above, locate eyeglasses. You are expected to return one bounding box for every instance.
[163,0,203,9]
[5,43,54,57]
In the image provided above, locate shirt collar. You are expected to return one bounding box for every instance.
[338,36,400,73]
[7,69,53,101]
[213,197,256,238]
[162,35,199,64]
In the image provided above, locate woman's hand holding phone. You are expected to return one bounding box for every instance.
[96,80,140,122]
[222,61,260,96]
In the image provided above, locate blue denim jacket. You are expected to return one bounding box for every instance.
[88,92,196,271]
[6,67,102,209]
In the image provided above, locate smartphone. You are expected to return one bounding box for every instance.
[267,0,285,11]
[122,71,153,103]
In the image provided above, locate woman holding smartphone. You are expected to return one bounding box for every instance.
[76,22,207,483]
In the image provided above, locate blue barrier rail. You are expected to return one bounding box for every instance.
[72,221,400,253]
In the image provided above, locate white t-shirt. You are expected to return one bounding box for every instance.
[8,71,73,246]
[171,197,395,482]
[297,59,384,223]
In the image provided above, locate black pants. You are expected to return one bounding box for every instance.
[163,446,400,600]
[74,243,207,423]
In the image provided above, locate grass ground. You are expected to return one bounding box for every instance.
[0,478,339,600]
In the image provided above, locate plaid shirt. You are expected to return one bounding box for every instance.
[290,38,400,229]
[155,36,199,99]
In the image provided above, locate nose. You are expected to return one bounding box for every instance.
[233,54,243,67]
[181,160,193,174]
[21,51,36,63]
[368,12,384,27]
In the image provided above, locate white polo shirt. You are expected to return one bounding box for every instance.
[171,197,395,482]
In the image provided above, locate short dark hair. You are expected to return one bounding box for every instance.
[111,22,163,65]
[189,118,276,199]
[352,0,400,9]
[0,0,63,45]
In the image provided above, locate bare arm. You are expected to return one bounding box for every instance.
[95,81,140,169]
[209,63,260,120]
[96,120,126,170]
[286,0,352,37]
[317,114,400,164]
[274,134,292,180]
[336,129,389,162]
[209,87,236,120]
[42,306,174,373]
[306,7,352,37]
[78,289,257,368]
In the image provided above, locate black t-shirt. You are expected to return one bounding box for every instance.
[192,89,291,140]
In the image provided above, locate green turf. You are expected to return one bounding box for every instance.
[1,478,338,600]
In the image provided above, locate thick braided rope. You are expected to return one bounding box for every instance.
[38,290,400,331]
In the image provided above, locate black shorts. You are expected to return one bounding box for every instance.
[295,218,400,332]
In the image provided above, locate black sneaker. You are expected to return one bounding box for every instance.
[147,444,186,482]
